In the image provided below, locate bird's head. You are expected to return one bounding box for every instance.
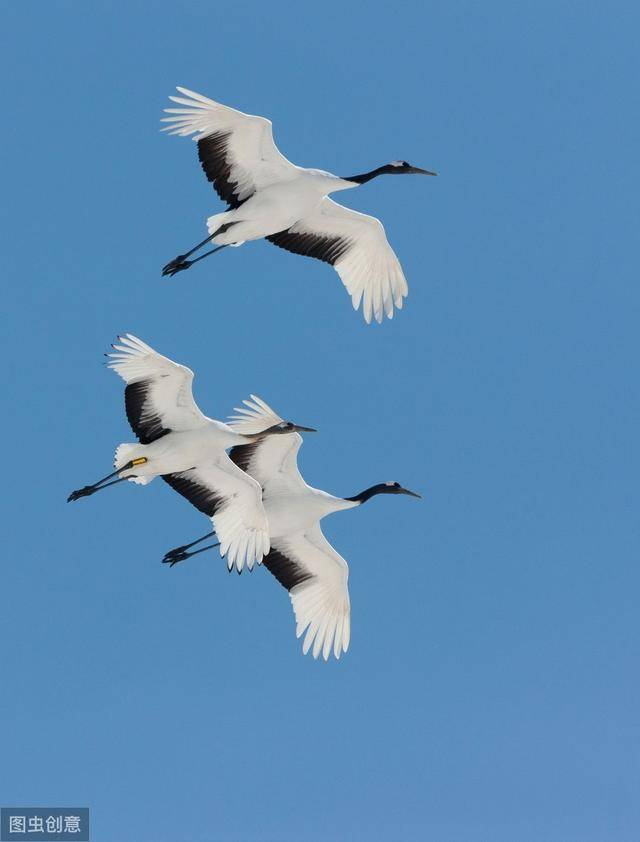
[262,420,317,436]
[384,160,437,176]
[379,480,422,497]
[346,481,422,503]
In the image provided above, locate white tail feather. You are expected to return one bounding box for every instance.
[206,212,229,237]
[114,443,151,486]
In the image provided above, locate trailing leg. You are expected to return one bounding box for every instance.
[161,222,240,276]
[161,234,214,276]
[67,457,147,503]
[163,530,216,561]
[162,537,220,566]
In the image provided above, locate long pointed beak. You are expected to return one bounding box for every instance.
[291,424,317,433]
[410,167,437,176]
[400,487,422,498]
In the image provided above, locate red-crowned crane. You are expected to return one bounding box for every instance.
[161,87,436,324]
[163,395,420,660]
[67,335,314,572]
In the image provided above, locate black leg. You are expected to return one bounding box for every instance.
[162,222,241,277]
[67,458,145,503]
[183,234,217,258]
[166,233,212,263]
[162,541,221,567]
[163,531,216,561]
[68,475,129,502]
[162,235,213,276]
[162,245,228,277]
[187,244,229,265]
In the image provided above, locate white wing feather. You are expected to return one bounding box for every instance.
[107,334,208,432]
[285,198,408,324]
[227,394,283,434]
[203,456,270,572]
[228,398,350,658]
[161,87,298,203]
[270,525,350,661]
[164,452,270,573]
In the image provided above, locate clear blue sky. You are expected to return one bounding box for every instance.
[1,2,638,840]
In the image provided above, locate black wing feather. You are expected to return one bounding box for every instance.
[228,442,260,475]
[263,546,314,592]
[162,470,224,518]
[197,131,253,209]
[266,229,351,266]
[124,381,171,445]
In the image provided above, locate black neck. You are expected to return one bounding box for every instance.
[341,166,388,185]
[345,483,389,504]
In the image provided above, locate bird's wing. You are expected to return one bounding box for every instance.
[161,87,299,208]
[264,524,350,661]
[226,395,307,492]
[162,452,270,572]
[107,334,208,443]
[266,197,408,324]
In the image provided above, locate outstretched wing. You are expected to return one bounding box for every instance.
[227,395,307,493]
[263,525,351,661]
[267,198,408,324]
[161,87,299,209]
[107,334,208,444]
[162,452,270,573]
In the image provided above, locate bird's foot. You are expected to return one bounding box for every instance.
[163,543,188,560]
[67,485,98,502]
[162,549,189,566]
[162,256,192,277]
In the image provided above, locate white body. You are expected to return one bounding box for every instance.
[262,484,357,539]
[117,422,245,479]
[206,171,356,245]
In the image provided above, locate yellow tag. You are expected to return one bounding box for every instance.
[131,457,147,466]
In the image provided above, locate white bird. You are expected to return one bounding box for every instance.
[162,396,420,660]
[67,335,315,572]
[161,87,436,324]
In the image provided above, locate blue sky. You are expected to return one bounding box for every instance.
[1,1,638,840]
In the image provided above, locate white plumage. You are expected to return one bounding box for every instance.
[73,335,272,572]
[163,397,420,660]
[228,396,354,660]
[161,87,436,324]
[282,199,408,325]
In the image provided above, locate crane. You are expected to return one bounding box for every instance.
[67,335,315,572]
[161,87,436,324]
[162,395,420,659]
